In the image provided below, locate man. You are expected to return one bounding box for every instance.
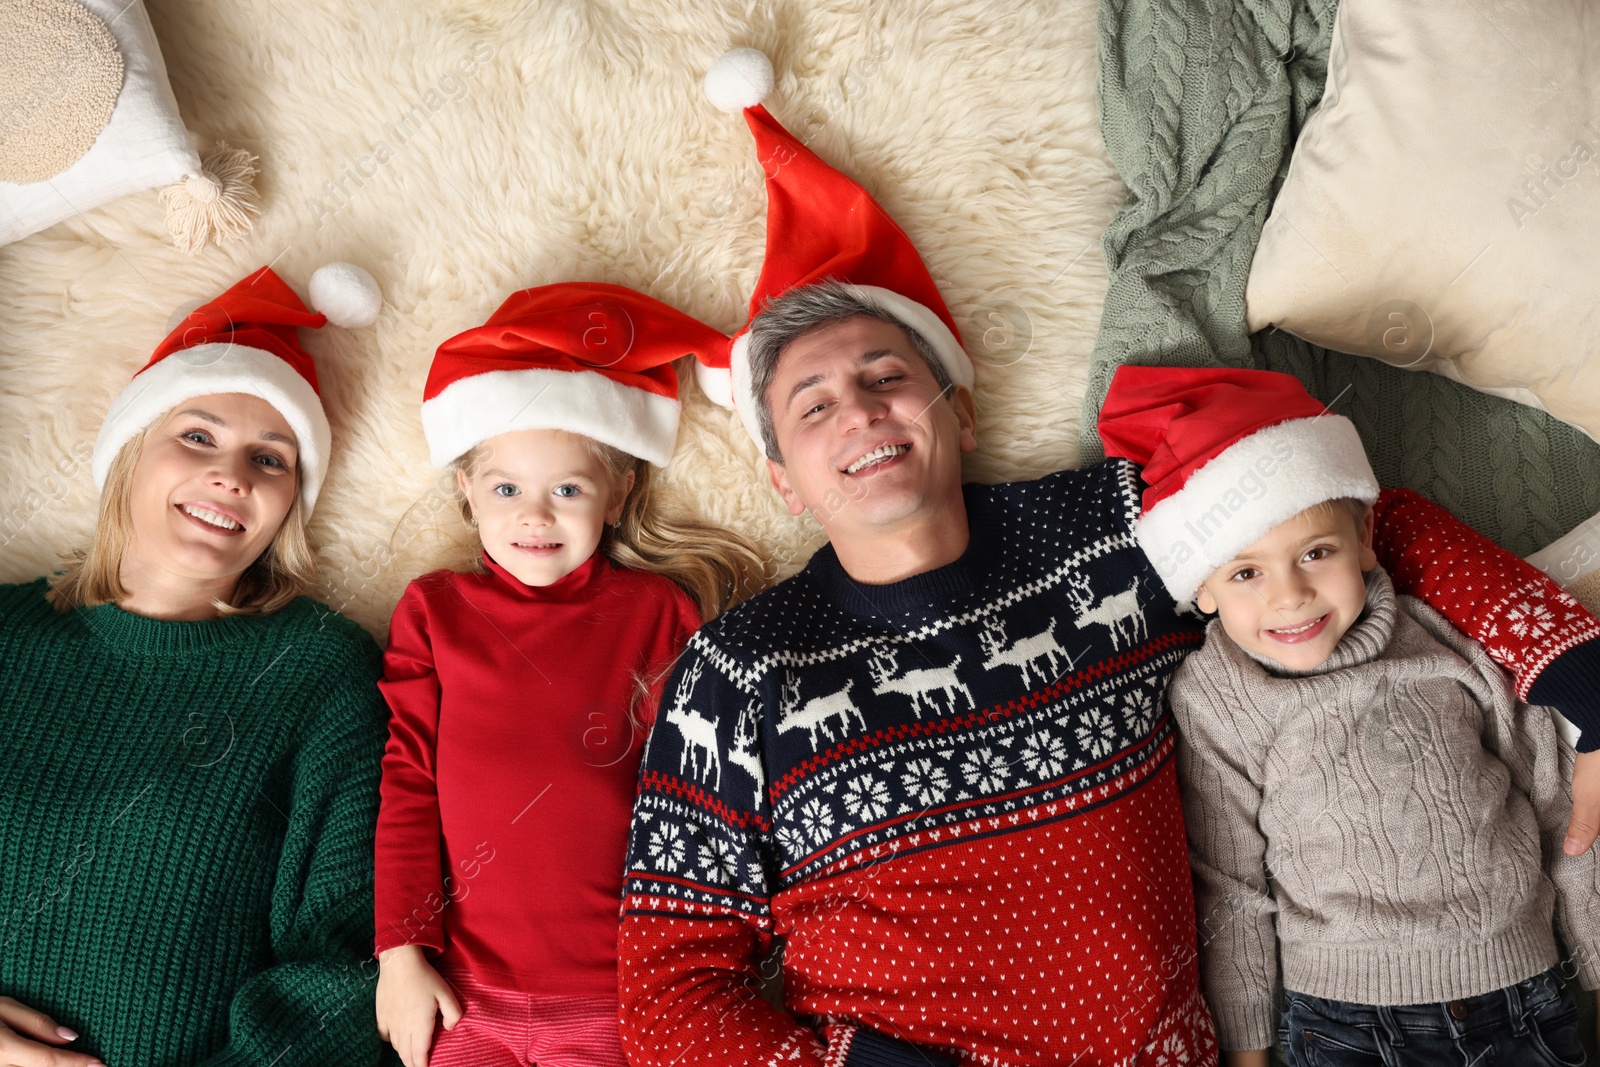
[617,50,1600,1067]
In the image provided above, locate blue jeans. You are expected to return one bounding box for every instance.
[1278,968,1586,1066]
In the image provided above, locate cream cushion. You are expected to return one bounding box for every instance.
[1244,0,1600,442]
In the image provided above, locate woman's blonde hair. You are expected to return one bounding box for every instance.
[46,427,318,616]
[454,437,767,622]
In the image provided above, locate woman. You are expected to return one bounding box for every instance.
[0,266,387,1067]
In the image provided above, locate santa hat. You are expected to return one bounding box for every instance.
[1097,366,1380,604]
[423,282,732,468]
[92,263,381,512]
[697,48,974,448]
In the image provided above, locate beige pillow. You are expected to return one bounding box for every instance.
[1244,0,1600,443]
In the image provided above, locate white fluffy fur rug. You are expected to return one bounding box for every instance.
[0,0,1123,639]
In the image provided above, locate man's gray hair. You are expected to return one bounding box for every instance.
[745,279,953,463]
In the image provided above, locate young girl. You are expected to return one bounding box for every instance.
[373,283,764,1067]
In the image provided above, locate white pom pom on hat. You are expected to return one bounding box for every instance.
[692,359,735,408]
[308,262,382,328]
[704,47,774,113]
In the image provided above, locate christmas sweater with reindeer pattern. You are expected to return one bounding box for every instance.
[618,461,1600,1067]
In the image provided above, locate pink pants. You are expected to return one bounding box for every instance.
[428,969,628,1067]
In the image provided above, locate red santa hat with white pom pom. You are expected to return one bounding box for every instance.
[92,262,382,512]
[697,48,975,448]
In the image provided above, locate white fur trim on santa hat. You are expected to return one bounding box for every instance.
[723,284,975,451]
[421,366,682,469]
[92,343,333,511]
[728,331,765,449]
[857,286,973,393]
[1136,415,1380,605]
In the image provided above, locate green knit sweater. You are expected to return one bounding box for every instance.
[0,579,388,1067]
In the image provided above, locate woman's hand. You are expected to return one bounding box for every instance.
[1564,747,1600,855]
[375,946,462,1067]
[1224,1050,1269,1067]
[0,997,102,1067]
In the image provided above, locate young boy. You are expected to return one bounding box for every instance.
[1099,366,1600,1067]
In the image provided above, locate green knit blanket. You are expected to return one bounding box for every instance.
[1082,0,1600,558]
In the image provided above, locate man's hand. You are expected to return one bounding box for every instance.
[0,997,102,1067]
[376,945,463,1067]
[1564,747,1600,855]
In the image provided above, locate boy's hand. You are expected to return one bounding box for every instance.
[376,945,462,1067]
[1564,748,1600,855]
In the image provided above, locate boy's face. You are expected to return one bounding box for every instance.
[1195,503,1378,671]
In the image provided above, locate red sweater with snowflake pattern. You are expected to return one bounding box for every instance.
[374,551,700,994]
[617,465,1600,1067]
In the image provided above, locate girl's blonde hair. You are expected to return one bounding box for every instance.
[454,437,767,622]
[47,427,318,616]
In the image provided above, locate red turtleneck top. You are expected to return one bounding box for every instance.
[374,551,700,994]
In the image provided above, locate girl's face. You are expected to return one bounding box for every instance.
[125,393,300,592]
[458,429,634,587]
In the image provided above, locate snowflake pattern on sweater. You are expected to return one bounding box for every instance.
[621,461,1217,1067]
[619,463,1600,1067]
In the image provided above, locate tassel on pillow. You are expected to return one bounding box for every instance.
[159,142,262,254]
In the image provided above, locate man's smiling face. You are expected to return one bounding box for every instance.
[764,315,976,540]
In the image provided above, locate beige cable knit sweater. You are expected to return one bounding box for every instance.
[1170,565,1600,1051]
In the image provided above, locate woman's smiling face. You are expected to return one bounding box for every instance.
[124,392,300,590]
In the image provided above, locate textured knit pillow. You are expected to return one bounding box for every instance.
[0,0,124,184]
[0,0,212,246]
[1243,0,1600,443]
